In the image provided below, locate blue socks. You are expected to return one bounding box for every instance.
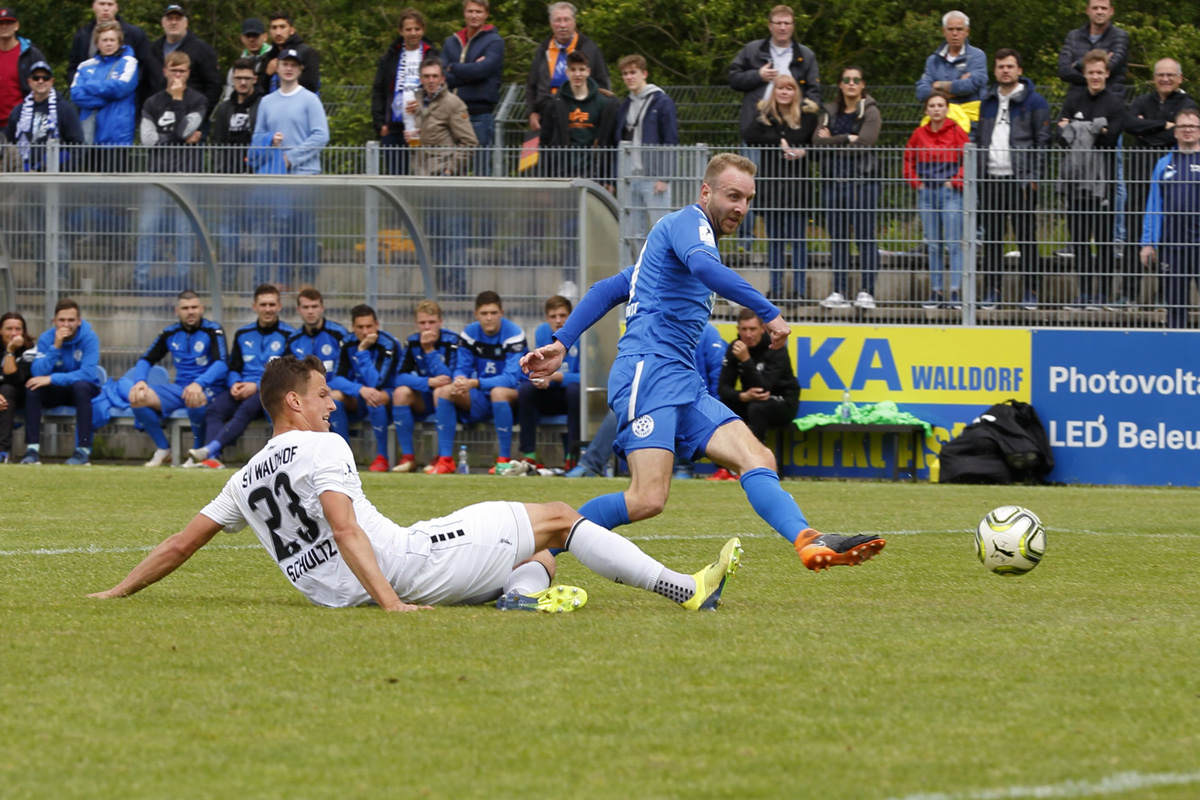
[368,405,390,459]
[205,439,223,460]
[132,406,169,449]
[492,401,513,459]
[578,491,632,531]
[329,401,350,443]
[740,467,808,543]
[435,398,457,458]
[393,405,415,455]
[186,406,206,449]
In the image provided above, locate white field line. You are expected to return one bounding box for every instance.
[0,528,1191,557]
[884,769,1200,800]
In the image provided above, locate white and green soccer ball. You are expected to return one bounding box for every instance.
[975,506,1046,576]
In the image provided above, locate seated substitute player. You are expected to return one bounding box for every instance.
[189,284,294,468]
[523,153,886,571]
[286,287,351,439]
[131,290,229,468]
[329,304,399,473]
[390,300,460,473]
[716,307,800,460]
[21,299,102,466]
[88,355,743,613]
[428,291,527,475]
[514,295,580,472]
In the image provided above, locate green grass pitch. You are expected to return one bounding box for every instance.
[3,468,1198,799]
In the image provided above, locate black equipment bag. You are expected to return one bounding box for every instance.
[938,400,1055,484]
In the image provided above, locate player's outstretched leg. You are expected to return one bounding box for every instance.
[495,554,587,613]
[497,584,589,613]
[680,536,743,611]
[550,510,741,611]
[794,528,886,572]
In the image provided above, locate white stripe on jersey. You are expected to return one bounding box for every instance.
[628,359,645,421]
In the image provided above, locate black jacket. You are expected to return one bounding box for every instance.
[139,87,206,172]
[742,104,818,211]
[718,337,800,408]
[525,32,609,118]
[728,37,821,140]
[1126,89,1197,150]
[371,38,437,134]
[145,32,223,115]
[537,78,619,180]
[1058,23,1130,96]
[210,92,261,172]
[267,34,320,94]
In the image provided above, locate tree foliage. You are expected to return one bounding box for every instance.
[18,0,1200,128]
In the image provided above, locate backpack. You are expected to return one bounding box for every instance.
[938,400,1055,484]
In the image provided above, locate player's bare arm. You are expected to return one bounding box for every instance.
[764,315,791,349]
[318,490,431,612]
[88,514,223,598]
[520,340,566,379]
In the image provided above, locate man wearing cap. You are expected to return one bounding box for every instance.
[67,0,151,100]
[265,12,319,94]
[147,4,221,117]
[223,18,271,100]
[6,60,84,171]
[249,46,328,288]
[0,6,47,134]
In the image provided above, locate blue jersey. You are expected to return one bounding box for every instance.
[134,318,228,390]
[331,329,401,393]
[228,320,295,386]
[533,322,580,385]
[1142,149,1200,246]
[395,329,460,391]
[456,318,527,390]
[30,319,102,387]
[287,319,350,379]
[693,323,726,396]
[621,204,779,365]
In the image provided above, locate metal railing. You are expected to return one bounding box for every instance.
[4,140,1195,339]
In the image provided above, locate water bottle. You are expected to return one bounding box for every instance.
[840,389,852,421]
[457,445,469,475]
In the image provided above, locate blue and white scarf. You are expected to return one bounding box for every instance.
[13,89,58,171]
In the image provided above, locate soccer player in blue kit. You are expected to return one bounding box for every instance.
[522,153,886,570]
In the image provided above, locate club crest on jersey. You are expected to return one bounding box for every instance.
[74,349,83,361]
[321,344,333,356]
[698,224,715,247]
[194,341,205,353]
[632,414,655,438]
[271,340,282,352]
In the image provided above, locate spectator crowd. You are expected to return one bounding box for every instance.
[3,0,1200,465]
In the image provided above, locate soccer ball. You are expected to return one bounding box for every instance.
[975,506,1046,576]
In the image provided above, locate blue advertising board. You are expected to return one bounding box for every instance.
[1031,330,1200,486]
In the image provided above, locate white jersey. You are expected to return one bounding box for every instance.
[200,430,414,607]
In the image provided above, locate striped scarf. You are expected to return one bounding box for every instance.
[13,89,58,171]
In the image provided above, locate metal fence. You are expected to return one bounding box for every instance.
[4,140,1196,347]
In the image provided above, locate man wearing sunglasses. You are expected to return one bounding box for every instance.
[5,60,84,171]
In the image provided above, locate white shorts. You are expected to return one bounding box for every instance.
[394,501,536,606]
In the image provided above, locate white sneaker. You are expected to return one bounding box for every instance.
[143,448,172,468]
[188,446,209,463]
[181,456,200,469]
[820,291,851,309]
[853,291,876,309]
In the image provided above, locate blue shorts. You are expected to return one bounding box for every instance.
[153,383,213,416]
[461,387,493,424]
[608,354,738,460]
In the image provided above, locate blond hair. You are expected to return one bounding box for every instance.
[702,153,756,187]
